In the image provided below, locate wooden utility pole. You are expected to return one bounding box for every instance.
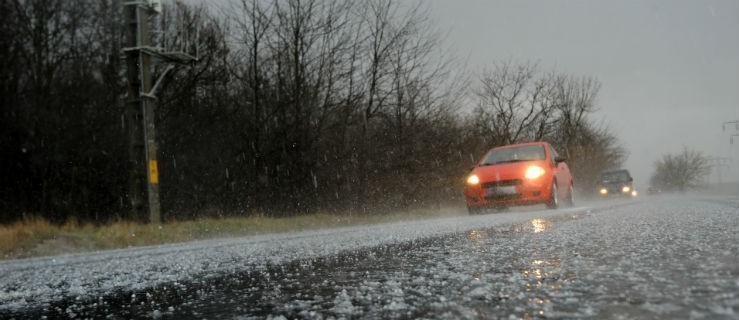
[123,0,195,223]
[123,1,160,223]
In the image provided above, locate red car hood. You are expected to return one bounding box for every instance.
[472,161,547,182]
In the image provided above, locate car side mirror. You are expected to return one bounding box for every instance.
[554,155,567,163]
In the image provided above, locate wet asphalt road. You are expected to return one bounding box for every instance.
[5,196,739,319]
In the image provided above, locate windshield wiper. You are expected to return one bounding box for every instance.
[493,159,530,164]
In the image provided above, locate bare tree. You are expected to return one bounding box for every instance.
[0,0,128,223]
[552,75,601,151]
[548,75,623,193]
[373,3,465,208]
[473,61,559,146]
[154,2,233,217]
[650,147,710,192]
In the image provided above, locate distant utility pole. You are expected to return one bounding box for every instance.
[723,120,739,185]
[723,120,739,132]
[706,157,731,185]
[123,0,196,223]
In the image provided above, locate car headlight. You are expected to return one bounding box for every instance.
[467,174,480,185]
[622,186,631,193]
[631,190,637,197]
[524,166,545,179]
[599,188,607,195]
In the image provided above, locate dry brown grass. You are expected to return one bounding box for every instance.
[0,217,56,258]
[0,206,463,260]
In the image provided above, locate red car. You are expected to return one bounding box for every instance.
[464,142,574,214]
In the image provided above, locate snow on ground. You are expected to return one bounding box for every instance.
[154,195,738,319]
[3,195,736,318]
[273,196,736,319]
[0,203,589,313]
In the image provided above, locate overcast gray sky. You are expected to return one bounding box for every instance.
[427,0,739,186]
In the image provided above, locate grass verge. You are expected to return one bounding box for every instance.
[0,206,463,260]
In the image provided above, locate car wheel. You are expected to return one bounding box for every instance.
[566,184,575,207]
[467,206,478,215]
[546,181,559,209]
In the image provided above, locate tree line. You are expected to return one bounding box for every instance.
[0,0,625,224]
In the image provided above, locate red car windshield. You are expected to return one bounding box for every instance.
[481,145,546,165]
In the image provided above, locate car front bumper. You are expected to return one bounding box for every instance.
[465,180,551,208]
[598,186,635,197]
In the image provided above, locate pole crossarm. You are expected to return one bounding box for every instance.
[122,1,148,7]
[706,156,731,162]
[122,46,197,65]
[722,120,739,132]
[143,64,175,99]
[123,0,160,11]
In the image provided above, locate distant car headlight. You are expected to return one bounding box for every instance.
[467,174,480,185]
[524,166,545,179]
[599,188,608,195]
[631,190,638,197]
[622,186,631,193]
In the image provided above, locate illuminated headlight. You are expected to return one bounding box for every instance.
[622,186,631,193]
[467,174,480,185]
[631,190,638,197]
[524,166,546,179]
[599,188,608,195]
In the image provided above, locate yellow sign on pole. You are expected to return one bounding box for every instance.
[148,160,159,184]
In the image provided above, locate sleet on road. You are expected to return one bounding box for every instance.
[3,196,738,319]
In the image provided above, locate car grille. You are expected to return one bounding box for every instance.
[481,179,522,189]
[485,194,521,201]
[604,185,626,193]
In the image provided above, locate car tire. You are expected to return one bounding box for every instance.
[546,181,559,209]
[566,184,575,207]
[467,206,478,215]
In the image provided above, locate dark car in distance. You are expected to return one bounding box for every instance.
[647,186,662,195]
[598,169,636,197]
